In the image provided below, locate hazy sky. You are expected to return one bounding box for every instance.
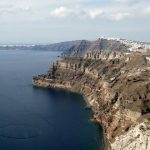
[0,0,150,44]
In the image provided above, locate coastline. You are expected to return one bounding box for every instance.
[94,117,111,150]
[32,80,111,150]
[82,95,111,150]
[32,52,150,150]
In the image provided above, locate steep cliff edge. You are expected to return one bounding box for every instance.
[32,51,150,150]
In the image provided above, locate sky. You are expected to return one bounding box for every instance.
[0,0,150,44]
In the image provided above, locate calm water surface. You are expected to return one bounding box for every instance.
[0,50,103,150]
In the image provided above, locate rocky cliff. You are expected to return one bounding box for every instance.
[63,39,128,57]
[32,48,150,149]
[62,38,150,57]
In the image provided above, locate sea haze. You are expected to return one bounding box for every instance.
[0,50,103,150]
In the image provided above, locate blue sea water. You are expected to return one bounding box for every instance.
[0,50,103,150]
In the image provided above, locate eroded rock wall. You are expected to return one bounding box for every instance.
[33,51,150,150]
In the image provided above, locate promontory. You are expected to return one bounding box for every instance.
[32,37,150,150]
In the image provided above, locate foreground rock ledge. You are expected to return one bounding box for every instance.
[32,52,150,150]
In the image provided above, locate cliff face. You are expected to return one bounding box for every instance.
[63,39,129,57]
[33,51,150,150]
[62,38,150,57]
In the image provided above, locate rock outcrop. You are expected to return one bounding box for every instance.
[111,121,150,150]
[32,50,150,150]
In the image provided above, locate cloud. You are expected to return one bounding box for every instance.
[50,6,70,17]
[0,0,150,22]
[88,9,104,19]
[112,0,141,5]
[50,6,104,19]
[144,6,150,16]
[110,12,133,21]
[49,3,150,21]
[0,4,30,15]
[50,6,135,21]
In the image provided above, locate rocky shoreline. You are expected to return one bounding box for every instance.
[32,51,150,150]
[32,79,110,150]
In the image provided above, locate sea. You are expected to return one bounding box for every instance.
[0,50,103,150]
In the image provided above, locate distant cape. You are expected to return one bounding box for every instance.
[1,38,150,57]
